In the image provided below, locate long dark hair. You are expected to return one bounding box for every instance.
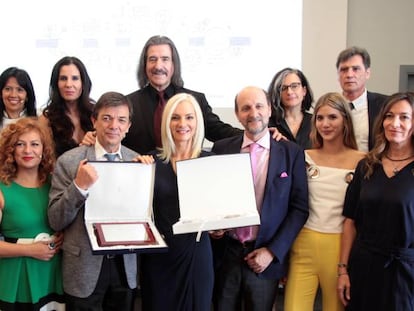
[42,56,94,155]
[0,67,37,127]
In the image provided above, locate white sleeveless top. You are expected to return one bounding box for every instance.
[304,151,355,233]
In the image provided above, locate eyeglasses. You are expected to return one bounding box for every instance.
[280,82,302,92]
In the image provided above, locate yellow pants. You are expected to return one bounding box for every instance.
[284,227,344,311]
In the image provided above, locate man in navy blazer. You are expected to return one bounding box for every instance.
[211,86,309,310]
[336,46,388,151]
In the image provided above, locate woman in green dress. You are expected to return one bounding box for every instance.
[0,117,64,311]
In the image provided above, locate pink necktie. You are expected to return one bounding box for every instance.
[154,91,166,148]
[236,142,260,243]
[249,142,260,182]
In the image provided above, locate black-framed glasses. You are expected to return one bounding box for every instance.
[280,82,302,92]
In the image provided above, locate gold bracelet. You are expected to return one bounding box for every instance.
[337,263,348,268]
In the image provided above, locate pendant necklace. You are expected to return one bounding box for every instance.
[384,154,414,175]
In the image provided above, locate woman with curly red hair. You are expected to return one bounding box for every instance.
[0,117,64,311]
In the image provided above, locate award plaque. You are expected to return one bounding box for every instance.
[93,222,157,247]
[85,161,167,254]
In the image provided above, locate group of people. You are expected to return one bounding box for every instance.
[0,34,413,311]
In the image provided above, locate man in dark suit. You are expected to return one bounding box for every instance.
[211,86,309,311]
[124,35,242,154]
[48,92,138,310]
[336,46,387,151]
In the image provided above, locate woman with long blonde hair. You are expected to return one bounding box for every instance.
[140,93,214,311]
[285,93,365,311]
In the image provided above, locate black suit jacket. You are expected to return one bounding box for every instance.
[212,135,309,280]
[124,84,242,154]
[367,91,388,150]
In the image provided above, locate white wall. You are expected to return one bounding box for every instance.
[347,0,414,95]
[1,0,302,110]
[302,0,348,99]
[212,0,414,134]
[209,0,349,138]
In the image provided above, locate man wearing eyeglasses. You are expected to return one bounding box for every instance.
[336,46,388,151]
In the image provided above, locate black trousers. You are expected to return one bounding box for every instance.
[215,238,278,311]
[64,256,134,311]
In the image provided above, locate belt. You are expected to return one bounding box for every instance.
[4,232,53,244]
[356,240,414,267]
[5,236,36,244]
[4,233,56,249]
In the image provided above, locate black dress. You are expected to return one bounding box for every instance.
[268,112,312,149]
[140,152,214,311]
[343,159,414,311]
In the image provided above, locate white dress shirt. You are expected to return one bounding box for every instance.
[349,89,369,152]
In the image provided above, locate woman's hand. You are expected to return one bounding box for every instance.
[27,242,56,261]
[80,131,97,146]
[133,155,155,164]
[337,273,351,306]
[268,127,287,141]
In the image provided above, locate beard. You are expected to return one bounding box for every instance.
[245,118,268,136]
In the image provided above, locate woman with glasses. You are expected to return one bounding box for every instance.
[284,93,365,311]
[267,67,314,149]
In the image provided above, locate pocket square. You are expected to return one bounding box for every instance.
[280,172,288,178]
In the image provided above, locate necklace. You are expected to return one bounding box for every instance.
[384,154,414,162]
[384,154,414,175]
[391,164,400,176]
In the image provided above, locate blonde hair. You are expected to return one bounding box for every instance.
[0,117,55,185]
[158,93,204,163]
[310,92,358,149]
